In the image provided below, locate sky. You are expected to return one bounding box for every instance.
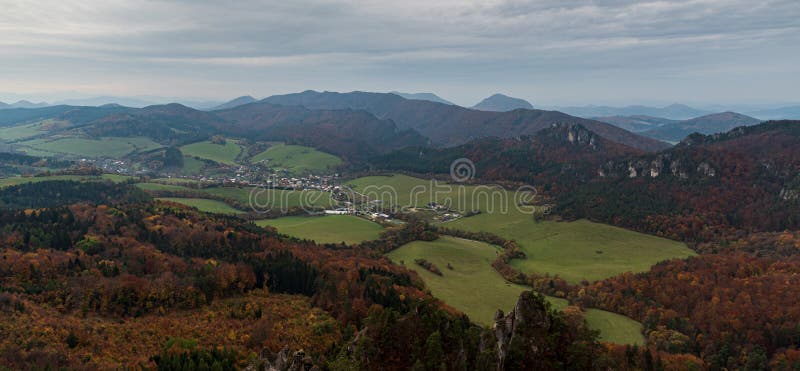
[1,0,799,107]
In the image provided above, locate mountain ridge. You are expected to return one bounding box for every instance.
[261,90,670,152]
[390,91,455,105]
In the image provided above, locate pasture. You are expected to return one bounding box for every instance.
[180,140,243,165]
[255,215,383,244]
[250,144,342,174]
[17,137,162,158]
[386,236,644,344]
[448,215,696,284]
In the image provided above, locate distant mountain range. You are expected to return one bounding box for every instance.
[640,112,761,142]
[595,112,762,142]
[262,90,668,152]
[0,96,223,110]
[390,92,455,105]
[556,103,709,120]
[746,105,800,120]
[591,115,678,132]
[471,93,533,112]
[0,100,49,110]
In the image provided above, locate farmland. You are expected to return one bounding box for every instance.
[180,140,243,165]
[16,137,162,158]
[250,144,342,174]
[255,215,383,244]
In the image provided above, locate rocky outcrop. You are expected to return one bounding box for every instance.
[598,153,714,180]
[245,348,318,371]
[492,291,556,370]
[544,123,599,149]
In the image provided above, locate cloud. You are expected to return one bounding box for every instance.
[0,0,798,104]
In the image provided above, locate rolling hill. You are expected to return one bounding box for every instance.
[212,101,427,160]
[371,123,643,188]
[0,101,428,161]
[471,93,533,111]
[262,90,670,152]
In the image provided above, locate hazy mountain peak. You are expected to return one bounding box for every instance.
[212,95,257,110]
[472,93,533,112]
[390,91,455,105]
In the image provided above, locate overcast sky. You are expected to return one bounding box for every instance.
[1,0,798,106]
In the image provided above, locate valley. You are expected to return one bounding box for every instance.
[0,92,797,370]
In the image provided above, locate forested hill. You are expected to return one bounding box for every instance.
[212,101,428,161]
[0,195,609,369]
[556,120,800,242]
[369,123,642,190]
[261,90,670,152]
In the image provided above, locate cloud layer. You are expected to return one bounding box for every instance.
[2,0,798,105]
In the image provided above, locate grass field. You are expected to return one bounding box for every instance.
[0,122,45,141]
[17,137,162,158]
[180,155,207,175]
[387,236,644,344]
[201,186,336,210]
[0,174,133,188]
[584,309,645,345]
[135,182,194,192]
[351,174,695,284]
[255,215,383,244]
[348,174,513,213]
[388,237,567,322]
[156,197,242,215]
[448,215,695,284]
[180,140,243,165]
[250,144,342,174]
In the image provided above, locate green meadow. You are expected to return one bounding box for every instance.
[156,197,242,215]
[255,215,383,244]
[387,236,644,344]
[201,186,336,210]
[348,174,512,212]
[448,215,696,284]
[17,137,162,158]
[0,122,45,141]
[180,140,243,165]
[135,182,194,192]
[251,144,342,174]
[0,174,133,188]
[351,174,695,284]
